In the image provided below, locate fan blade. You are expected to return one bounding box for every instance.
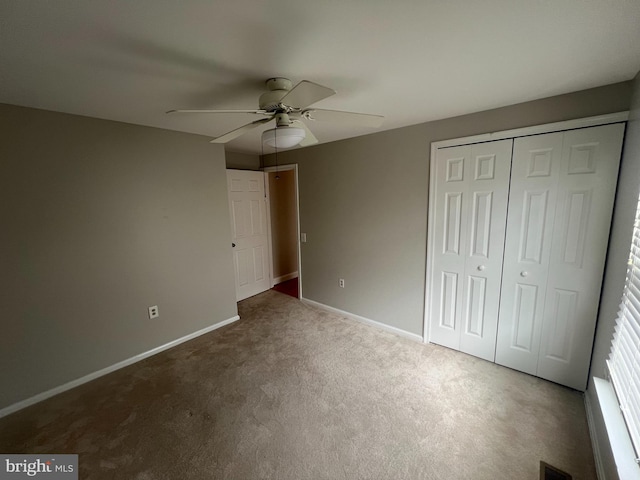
[210,117,273,144]
[280,80,336,109]
[303,108,384,128]
[292,120,318,147]
[167,109,268,115]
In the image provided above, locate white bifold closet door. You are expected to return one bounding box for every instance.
[495,124,624,390]
[429,139,513,361]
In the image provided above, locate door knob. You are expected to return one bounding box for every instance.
[477,265,486,271]
[232,243,236,248]
[520,271,528,277]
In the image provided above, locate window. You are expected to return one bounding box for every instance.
[608,193,640,460]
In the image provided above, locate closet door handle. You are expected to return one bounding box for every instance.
[477,265,486,271]
[520,271,529,277]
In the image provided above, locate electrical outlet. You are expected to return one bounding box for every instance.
[148,305,159,319]
[339,278,345,288]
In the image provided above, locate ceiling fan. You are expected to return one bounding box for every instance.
[167,77,384,148]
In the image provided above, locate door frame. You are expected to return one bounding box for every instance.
[423,111,629,343]
[263,164,302,299]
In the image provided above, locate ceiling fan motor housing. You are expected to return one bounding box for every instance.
[259,77,292,111]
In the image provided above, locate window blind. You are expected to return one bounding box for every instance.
[608,193,640,461]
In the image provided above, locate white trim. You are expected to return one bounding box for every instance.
[301,297,423,343]
[294,165,302,299]
[432,112,629,150]
[591,377,640,480]
[0,315,240,419]
[424,139,439,343]
[585,391,607,480]
[273,271,298,284]
[423,111,630,345]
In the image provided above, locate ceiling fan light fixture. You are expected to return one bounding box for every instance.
[262,126,305,149]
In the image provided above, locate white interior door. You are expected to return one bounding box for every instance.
[227,169,271,301]
[495,124,624,389]
[495,132,564,375]
[536,124,624,390]
[459,140,513,360]
[429,139,512,361]
[429,144,470,352]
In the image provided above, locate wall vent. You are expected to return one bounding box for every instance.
[540,461,572,480]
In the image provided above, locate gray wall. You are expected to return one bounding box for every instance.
[585,72,640,479]
[264,82,632,336]
[0,104,238,410]
[225,151,260,170]
[268,170,298,280]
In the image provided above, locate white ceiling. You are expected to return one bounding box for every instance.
[2,1,640,154]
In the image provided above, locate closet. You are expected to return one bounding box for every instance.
[426,121,625,391]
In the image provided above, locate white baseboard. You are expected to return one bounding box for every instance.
[300,297,423,343]
[273,271,298,285]
[0,315,240,419]
[585,391,606,480]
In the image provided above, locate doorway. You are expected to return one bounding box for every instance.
[264,165,301,299]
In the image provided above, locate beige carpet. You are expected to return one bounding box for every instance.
[0,290,596,479]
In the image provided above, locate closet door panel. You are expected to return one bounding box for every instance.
[537,123,625,390]
[495,132,564,374]
[459,140,513,361]
[429,145,471,350]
